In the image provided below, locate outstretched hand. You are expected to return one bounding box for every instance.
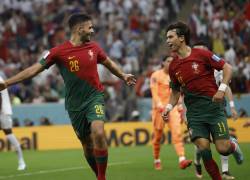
[123,74,136,86]
[0,82,7,91]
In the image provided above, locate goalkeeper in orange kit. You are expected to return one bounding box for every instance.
[150,55,192,170]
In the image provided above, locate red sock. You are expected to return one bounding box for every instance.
[204,159,222,180]
[94,149,108,180]
[201,149,221,180]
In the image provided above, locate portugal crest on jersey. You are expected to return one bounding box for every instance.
[192,62,200,74]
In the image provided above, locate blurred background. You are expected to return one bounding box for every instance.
[0,0,249,125]
[0,1,250,179]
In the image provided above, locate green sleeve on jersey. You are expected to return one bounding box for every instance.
[170,81,181,91]
[39,58,48,69]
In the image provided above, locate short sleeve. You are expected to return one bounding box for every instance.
[169,63,181,91]
[96,43,107,63]
[39,48,58,69]
[214,70,223,86]
[202,49,225,71]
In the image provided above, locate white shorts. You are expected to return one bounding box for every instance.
[0,114,12,129]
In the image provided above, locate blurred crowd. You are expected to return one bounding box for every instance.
[0,0,249,122]
[135,0,250,120]
[188,0,250,93]
[12,116,53,127]
[0,0,180,121]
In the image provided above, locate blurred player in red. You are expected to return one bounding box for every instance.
[150,55,192,170]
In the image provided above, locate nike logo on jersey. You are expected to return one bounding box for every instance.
[68,56,75,59]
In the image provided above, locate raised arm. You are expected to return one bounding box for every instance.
[0,63,44,91]
[100,57,136,86]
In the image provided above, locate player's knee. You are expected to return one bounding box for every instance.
[196,146,207,151]
[172,134,182,144]
[217,146,231,156]
[218,151,231,156]
[92,129,105,139]
[91,122,104,136]
[91,126,105,142]
[194,139,210,151]
[216,143,231,155]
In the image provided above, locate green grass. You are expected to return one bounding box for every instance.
[0,144,249,180]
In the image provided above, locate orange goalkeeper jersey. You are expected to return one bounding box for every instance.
[150,69,171,109]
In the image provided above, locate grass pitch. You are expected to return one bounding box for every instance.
[0,144,249,180]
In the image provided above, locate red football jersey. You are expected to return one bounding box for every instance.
[169,48,225,97]
[40,41,108,111]
[42,41,107,91]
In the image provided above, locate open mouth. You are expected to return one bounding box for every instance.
[168,43,174,48]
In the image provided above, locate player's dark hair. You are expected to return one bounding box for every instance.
[161,55,172,67]
[166,21,190,45]
[193,40,212,50]
[193,41,208,47]
[68,13,91,30]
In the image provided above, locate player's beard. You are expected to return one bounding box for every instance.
[81,34,91,42]
[169,46,177,52]
[168,43,175,52]
[169,44,179,52]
